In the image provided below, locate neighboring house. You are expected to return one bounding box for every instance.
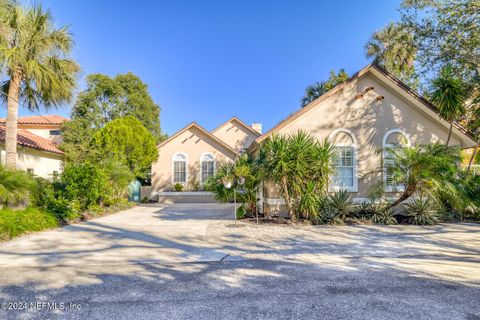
[250,64,476,215]
[151,117,261,193]
[0,115,67,178]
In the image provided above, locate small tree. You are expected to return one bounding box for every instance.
[259,131,336,220]
[90,116,158,178]
[385,143,461,208]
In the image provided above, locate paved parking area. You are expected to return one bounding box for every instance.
[0,203,479,319]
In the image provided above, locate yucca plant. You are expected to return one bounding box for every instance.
[297,182,321,220]
[358,201,397,225]
[260,131,336,221]
[326,190,355,221]
[402,196,440,225]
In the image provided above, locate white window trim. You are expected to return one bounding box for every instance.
[172,152,188,184]
[199,152,216,184]
[382,129,411,192]
[328,128,358,192]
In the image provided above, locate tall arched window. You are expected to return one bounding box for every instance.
[172,153,187,183]
[383,129,411,192]
[200,153,215,183]
[329,129,358,192]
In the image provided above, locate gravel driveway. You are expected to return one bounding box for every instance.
[0,203,479,319]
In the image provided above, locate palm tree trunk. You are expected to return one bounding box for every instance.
[445,122,453,147]
[281,176,294,221]
[388,184,417,209]
[466,139,479,176]
[5,73,21,170]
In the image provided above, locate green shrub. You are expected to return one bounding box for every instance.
[59,163,109,210]
[0,166,36,208]
[402,196,440,225]
[0,207,58,240]
[174,183,184,192]
[317,208,345,225]
[326,190,355,220]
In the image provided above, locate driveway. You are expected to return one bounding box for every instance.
[0,204,479,320]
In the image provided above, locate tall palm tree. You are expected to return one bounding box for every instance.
[365,22,417,83]
[430,65,466,146]
[0,3,79,169]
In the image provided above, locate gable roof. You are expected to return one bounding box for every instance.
[158,122,239,156]
[211,116,261,137]
[0,115,68,125]
[256,64,476,145]
[0,127,63,155]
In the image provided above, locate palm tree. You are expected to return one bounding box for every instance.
[0,3,79,169]
[430,65,466,146]
[365,22,417,84]
[385,144,461,208]
[301,81,327,107]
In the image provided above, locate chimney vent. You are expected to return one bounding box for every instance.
[251,123,262,134]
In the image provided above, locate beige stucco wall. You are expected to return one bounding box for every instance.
[268,72,465,200]
[0,145,63,179]
[212,120,258,152]
[152,126,237,192]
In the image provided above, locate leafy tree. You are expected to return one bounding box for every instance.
[301,69,349,107]
[466,93,480,175]
[259,131,336,220]
[90,116,158,178]
[0,2,79,169]
[365,22,417,86]
[71,73,162,140]
[400,0,480,84]
[430,65,467,146]
[384,143,461,208]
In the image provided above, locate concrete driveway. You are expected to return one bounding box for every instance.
[0,204,479,320]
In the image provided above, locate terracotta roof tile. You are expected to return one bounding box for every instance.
[0,115,69,125]
[0,127,63,155]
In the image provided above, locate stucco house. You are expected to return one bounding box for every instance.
[150,64,475,211]
[250,64,476,214]
[151,117,261,196]
[0,115,67,179]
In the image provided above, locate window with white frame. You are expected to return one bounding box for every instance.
[172,153,187,183]
[329,129,358,192]
[383,130,410,192]
[333,146,355,189]
[200,153,215,183]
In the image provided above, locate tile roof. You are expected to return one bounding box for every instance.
[0,127,63,155]
[0,115,69,125]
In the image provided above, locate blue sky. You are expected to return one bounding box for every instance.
[2,0,401,135]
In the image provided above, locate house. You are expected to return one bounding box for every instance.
[0,115,67,178]
[250,64,476,214]
[151,117,261,199]
[150,64,475,210]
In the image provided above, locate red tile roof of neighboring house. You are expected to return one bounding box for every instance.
[0,115,69,125]
[0,127,63,155]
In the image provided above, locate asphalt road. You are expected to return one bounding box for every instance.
[0,203,478,320]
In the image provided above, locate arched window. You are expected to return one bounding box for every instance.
[172,153,187,183]
[383,129,411,192]
[200,153,215,183]
[328,129,358,192]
